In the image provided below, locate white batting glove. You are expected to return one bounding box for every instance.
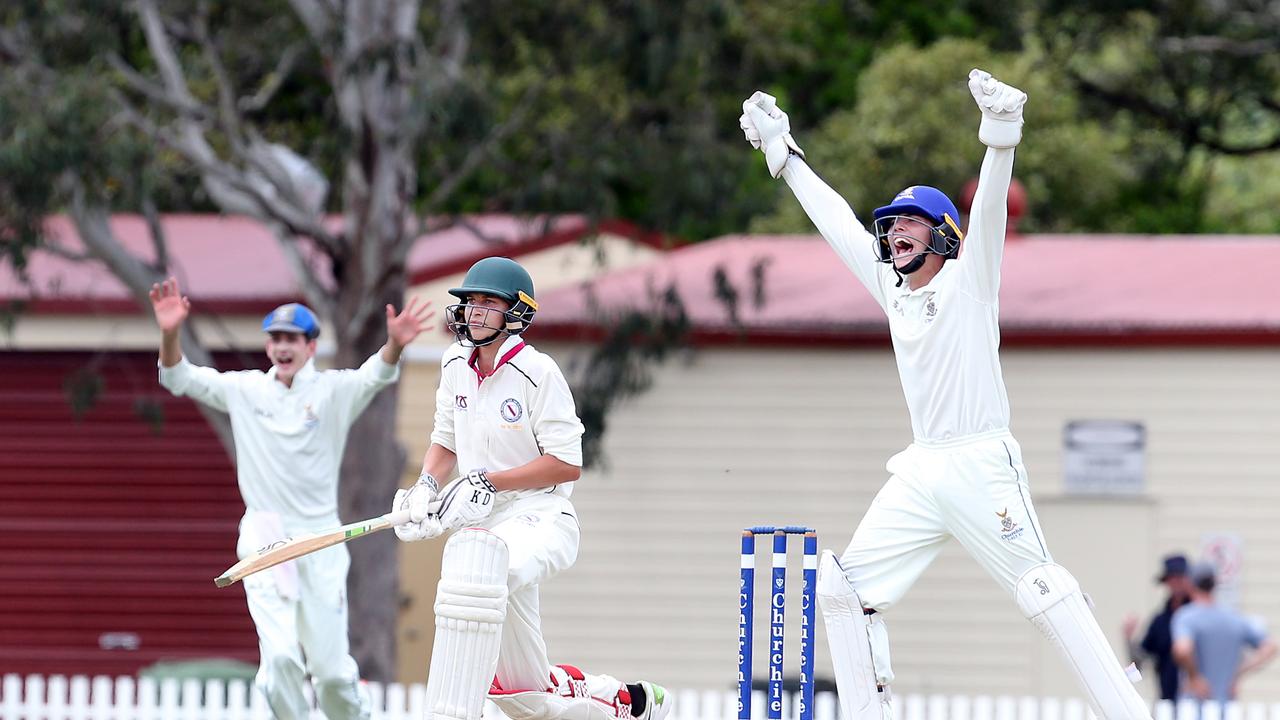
[393,473,444,542]
[968,69,1027,149]
[436,469,497,531]
[739,91,805,178]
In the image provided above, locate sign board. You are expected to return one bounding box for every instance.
[1199,532,1244,609]
[1062,420,1145,495]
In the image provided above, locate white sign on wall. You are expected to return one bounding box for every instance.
[1062,420,1146,495]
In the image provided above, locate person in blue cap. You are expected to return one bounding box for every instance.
[149,276,432,720]
[739,70,1151,718]
[1124,554,1193,701]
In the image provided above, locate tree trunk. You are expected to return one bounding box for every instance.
[335,280,409,682]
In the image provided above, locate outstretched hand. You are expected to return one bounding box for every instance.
[385,295,434,350]
[149,277,190,334]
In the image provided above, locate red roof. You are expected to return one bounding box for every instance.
[533,234,1280,346]
[2,214,663,314]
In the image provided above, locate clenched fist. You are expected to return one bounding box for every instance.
[968,69,1028,148]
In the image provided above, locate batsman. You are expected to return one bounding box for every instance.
[392,257,670,720]
[739,70,1152,719]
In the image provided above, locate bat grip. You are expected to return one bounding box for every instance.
[384,499,444,527]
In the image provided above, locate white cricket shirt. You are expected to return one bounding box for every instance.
[782,147,1017,444]
[158,353,399,530]
[431,335,584,510]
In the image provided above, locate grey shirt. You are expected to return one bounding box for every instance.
[1171,601,1266,703]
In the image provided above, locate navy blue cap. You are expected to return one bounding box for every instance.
[1157,554,1188,583]
[262,303,320,339]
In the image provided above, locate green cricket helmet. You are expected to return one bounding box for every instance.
[446,257,539,347]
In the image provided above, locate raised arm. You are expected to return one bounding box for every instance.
[957,70,1026,301]
[740,93,886,308]
[150,277,234,412]
[335,296,434,421]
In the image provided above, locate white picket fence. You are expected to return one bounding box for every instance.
[4,674,1280,720]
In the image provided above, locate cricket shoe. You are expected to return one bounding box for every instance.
[626,680,670,720]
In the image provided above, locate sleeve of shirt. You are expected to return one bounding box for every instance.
[1170,606,1193,643]
[334,352,400,421]
[1244,616,1267,648]
[780,159,887,309]
[955,146,1016,303]
[429,357,457,452]
[530,363,584,467]
[157,356,235,413]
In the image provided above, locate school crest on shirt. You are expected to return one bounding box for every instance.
[997,508,1024,542]
[303,403,319,429]
[499,397,523,423]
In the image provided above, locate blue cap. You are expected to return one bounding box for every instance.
[873,185,961,228]
[262,303,320,339]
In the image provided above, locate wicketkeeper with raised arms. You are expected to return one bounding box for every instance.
[393,257,671,720]
[151,278,432,720]
[738,70,1152,719]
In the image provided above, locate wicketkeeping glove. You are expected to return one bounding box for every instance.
[436,469,497,531]
[968,68,1027,149]
[739,91,805,178]
[393,472,443,542]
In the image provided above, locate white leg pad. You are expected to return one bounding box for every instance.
[816,551,894,720]
[427,529,510,720]
[1015,563,1152,720]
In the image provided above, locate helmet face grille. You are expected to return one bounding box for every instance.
[872,214,961,264]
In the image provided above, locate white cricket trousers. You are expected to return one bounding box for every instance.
[238,515,369,720]
[841,430,1052,610]
[477,494,583,692]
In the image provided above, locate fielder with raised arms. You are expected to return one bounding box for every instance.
[738,70,1152,719]
[393,257,670,720]
[150,277,432,719]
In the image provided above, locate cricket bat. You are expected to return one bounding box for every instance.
[214,501,441,588]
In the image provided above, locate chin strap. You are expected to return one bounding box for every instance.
[893,254,928,287]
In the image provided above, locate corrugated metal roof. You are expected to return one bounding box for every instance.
[2,214,661,313]
[533,234,1280,342]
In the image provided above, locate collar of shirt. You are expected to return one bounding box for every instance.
[468,335,527,382]
[265,357,318,389]
[893,258,957,297]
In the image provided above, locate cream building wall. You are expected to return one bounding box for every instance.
[519,344,1280,703]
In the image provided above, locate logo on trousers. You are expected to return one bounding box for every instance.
[997,508,1025,542]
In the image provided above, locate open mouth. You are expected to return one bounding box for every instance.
[893,239,915,258]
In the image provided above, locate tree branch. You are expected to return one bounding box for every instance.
[63,174,236,454]
[40,242,94,263]
[239,42,307,113]
[106,52,211,120]
[288,0,338,49]
[1161,36,1280,57]
[141,192,170,273]
[273,227,337,319]
[191,2,247,150]
[419,82,542,217]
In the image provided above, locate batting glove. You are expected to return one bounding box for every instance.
[739,91,805,178]
[968,69,1027,149]
[437,469,497,531]
[393,473,444,542]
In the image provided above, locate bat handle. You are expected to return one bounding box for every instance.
[383,499,444,527]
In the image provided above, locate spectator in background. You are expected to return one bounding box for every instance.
[1124,553,1193,702]
[1172,563,1277,705]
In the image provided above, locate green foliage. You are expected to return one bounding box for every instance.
[567,283,690,469]
[751,39,1135,234]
